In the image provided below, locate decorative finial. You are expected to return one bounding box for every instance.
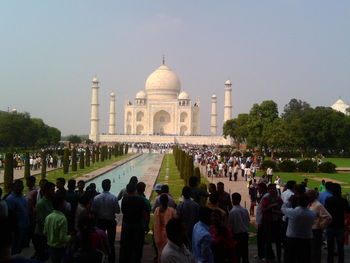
[162,55,165,65]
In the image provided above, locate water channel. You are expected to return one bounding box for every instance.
[88,153,161,196]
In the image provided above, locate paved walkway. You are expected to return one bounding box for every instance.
[0,166,58,184]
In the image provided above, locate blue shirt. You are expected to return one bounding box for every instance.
[192,221,214,263]
[6,193,29,229]
[318,191,332,206]
[282,205,316,239]
[91,191,120,220]
[176,199,199,235]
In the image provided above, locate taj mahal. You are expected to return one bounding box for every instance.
[89,61,233,145]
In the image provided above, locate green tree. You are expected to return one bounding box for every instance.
[24,152,30,180]
[71,148,77,171]
[282,98,310,122]
[247,100,279,150]
[85,147,90,167]
[79,151,85,169]
[41,152,47,179]
[67,135,82,144]
[4,152,13,193]
[101,146,105,162]
[63,148,70,174]
[92,146,95,164]
[194,167,201,183]
[125,144,129,155]
[223,113,249,149]
[96,146,100,162]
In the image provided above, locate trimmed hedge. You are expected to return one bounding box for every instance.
[261,160,277,171]
[297,160,317,173]
[318,162,336,173]
[279,160,297,172]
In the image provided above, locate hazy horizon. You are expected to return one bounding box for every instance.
[1,1,349,136]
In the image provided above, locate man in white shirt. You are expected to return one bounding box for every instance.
[161,218,197,263]
[228,193,250,263]
[92,179,120,263]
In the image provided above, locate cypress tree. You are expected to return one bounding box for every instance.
[85,147,90,167]
[4,152,13,194]
[108,147,112,159]
[72,148,77,172]
[92,146,95,164]
[96,146,100,162]
[120,144,124,155]
[24,152,30,180]
[63,148,69,174]
[53,155,58,168]
[124,144,129,155]
[79,151,85,169]
[101,146,105,162]
[41,152,47,179]
[194,167,201,184]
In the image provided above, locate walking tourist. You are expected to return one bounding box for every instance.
[119,183,147,263]
[192,206,214,263]
[6,180,30,255]
[91,179,120,263]
[306,189,332,263]
[281,194,316,263]
[176,186,200,245]
[325,183,350,263]
[228,193,250,263]
[154,194,177,262]
[160,218,197,263]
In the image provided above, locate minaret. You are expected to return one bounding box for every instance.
[224,80,232,123]
[108,92,116,134]
[90,77,100,142]
[210,94,217,136]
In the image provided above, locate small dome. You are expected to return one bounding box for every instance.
[178,91,190,100]
[135,90,147,99]
[145,64,181,100]
[110,92,115,97]
[225,80,232,86]
[331,99,349,114]
[92,77,99,83]
[211,94,217,98]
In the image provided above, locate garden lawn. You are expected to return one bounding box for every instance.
[323,158,350,167]
[257,171,350,192]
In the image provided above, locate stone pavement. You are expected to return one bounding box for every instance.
[0,166,58,184]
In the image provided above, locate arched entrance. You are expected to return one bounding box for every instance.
[153,110,171,135]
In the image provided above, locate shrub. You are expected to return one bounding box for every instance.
[79,151,85,169]
[24,152,30,180]
[72,148,77,171]
[41,152,46,179]
[261,160,277,171]
[279,160,297,172]
[85,147,90,167]
[194,167,201,183]
[318,162,336,173]
[4,152,13,193]
[96,146,100,162]
[297,160,317,173]
[63,148,70,174]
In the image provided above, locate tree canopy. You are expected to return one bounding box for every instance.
[0,112,61,149]
[223,98,350,156]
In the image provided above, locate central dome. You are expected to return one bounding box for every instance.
[145,65,181,100]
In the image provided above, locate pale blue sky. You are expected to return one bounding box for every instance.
[0,0,349,135]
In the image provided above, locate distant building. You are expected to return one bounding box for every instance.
[331,98,350,115]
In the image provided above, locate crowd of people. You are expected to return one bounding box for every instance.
[0,148,350,263]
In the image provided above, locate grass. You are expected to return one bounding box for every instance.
[257,171,350,191]
[323,158,350,167]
